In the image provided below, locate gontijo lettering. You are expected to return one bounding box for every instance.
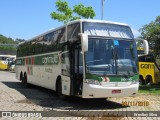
[42,55,59,64]
[42,57,57,64]
[140,64,154,69]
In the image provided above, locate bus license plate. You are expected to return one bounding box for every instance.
[112,90,121,94]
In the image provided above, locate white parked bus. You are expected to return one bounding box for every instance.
[16,19,148,98]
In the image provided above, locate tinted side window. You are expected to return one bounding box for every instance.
[67,23,80,41]
[17,27,66,57]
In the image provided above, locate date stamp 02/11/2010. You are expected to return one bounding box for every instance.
[122,100,149,106]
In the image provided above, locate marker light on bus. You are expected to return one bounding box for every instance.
[87,79,101,85]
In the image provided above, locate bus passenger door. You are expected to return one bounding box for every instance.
[70,42,83,95]
[61,45,71,96]
[61,42,83,96]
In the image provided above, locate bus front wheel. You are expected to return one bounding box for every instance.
[56,79,66,99]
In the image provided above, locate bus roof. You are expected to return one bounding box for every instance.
[68,19,129,26]
[23,19,130,44]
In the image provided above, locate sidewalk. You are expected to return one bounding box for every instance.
[0,82,44,111]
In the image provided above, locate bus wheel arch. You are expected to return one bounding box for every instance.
[56,76,66,99]
[145,75,152,85]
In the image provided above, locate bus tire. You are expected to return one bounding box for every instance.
[56,78,66,99]
[22,73,28,87]
[145,76,152,86]
[20,72,23,81]
[139,75,145,85]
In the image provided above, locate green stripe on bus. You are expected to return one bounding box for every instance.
[16,58,25,65]
[16,53,59,65]
[34,53,59,65]
[86,73,139,82]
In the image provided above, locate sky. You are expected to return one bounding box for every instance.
[0,0,160,40]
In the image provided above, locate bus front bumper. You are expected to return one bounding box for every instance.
[82,82,139,98]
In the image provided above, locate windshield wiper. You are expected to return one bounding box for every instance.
[87,59,103,64]
[111,46,118,74]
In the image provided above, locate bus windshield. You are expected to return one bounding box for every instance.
[85,38,138,76]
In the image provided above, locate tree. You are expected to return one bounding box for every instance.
[50,0,96,24]
[139,16,160,54]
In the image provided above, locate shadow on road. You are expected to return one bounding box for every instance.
[2,81,128,111]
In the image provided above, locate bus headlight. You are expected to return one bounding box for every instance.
[87,79,101,85]
[131,80,139,85]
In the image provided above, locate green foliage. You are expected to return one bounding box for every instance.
[139,85,160,94]
[139,16,160,54]
[0,34,18,51]
[51,0,96,24]
[73,4,95,19]
[51,0,72,23]
[0,46,16,51]
[0,34,18,44]
[15,38,25,43]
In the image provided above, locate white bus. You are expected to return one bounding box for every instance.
[16,19,148,98]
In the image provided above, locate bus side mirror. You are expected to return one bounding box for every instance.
[142,39,149,55]
[79,33,88,52]
[136,39,149,55]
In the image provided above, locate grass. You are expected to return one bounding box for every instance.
[138,85,160,94]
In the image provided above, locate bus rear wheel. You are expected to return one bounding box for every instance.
[145,76,152,86]
[22,73,28,87]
